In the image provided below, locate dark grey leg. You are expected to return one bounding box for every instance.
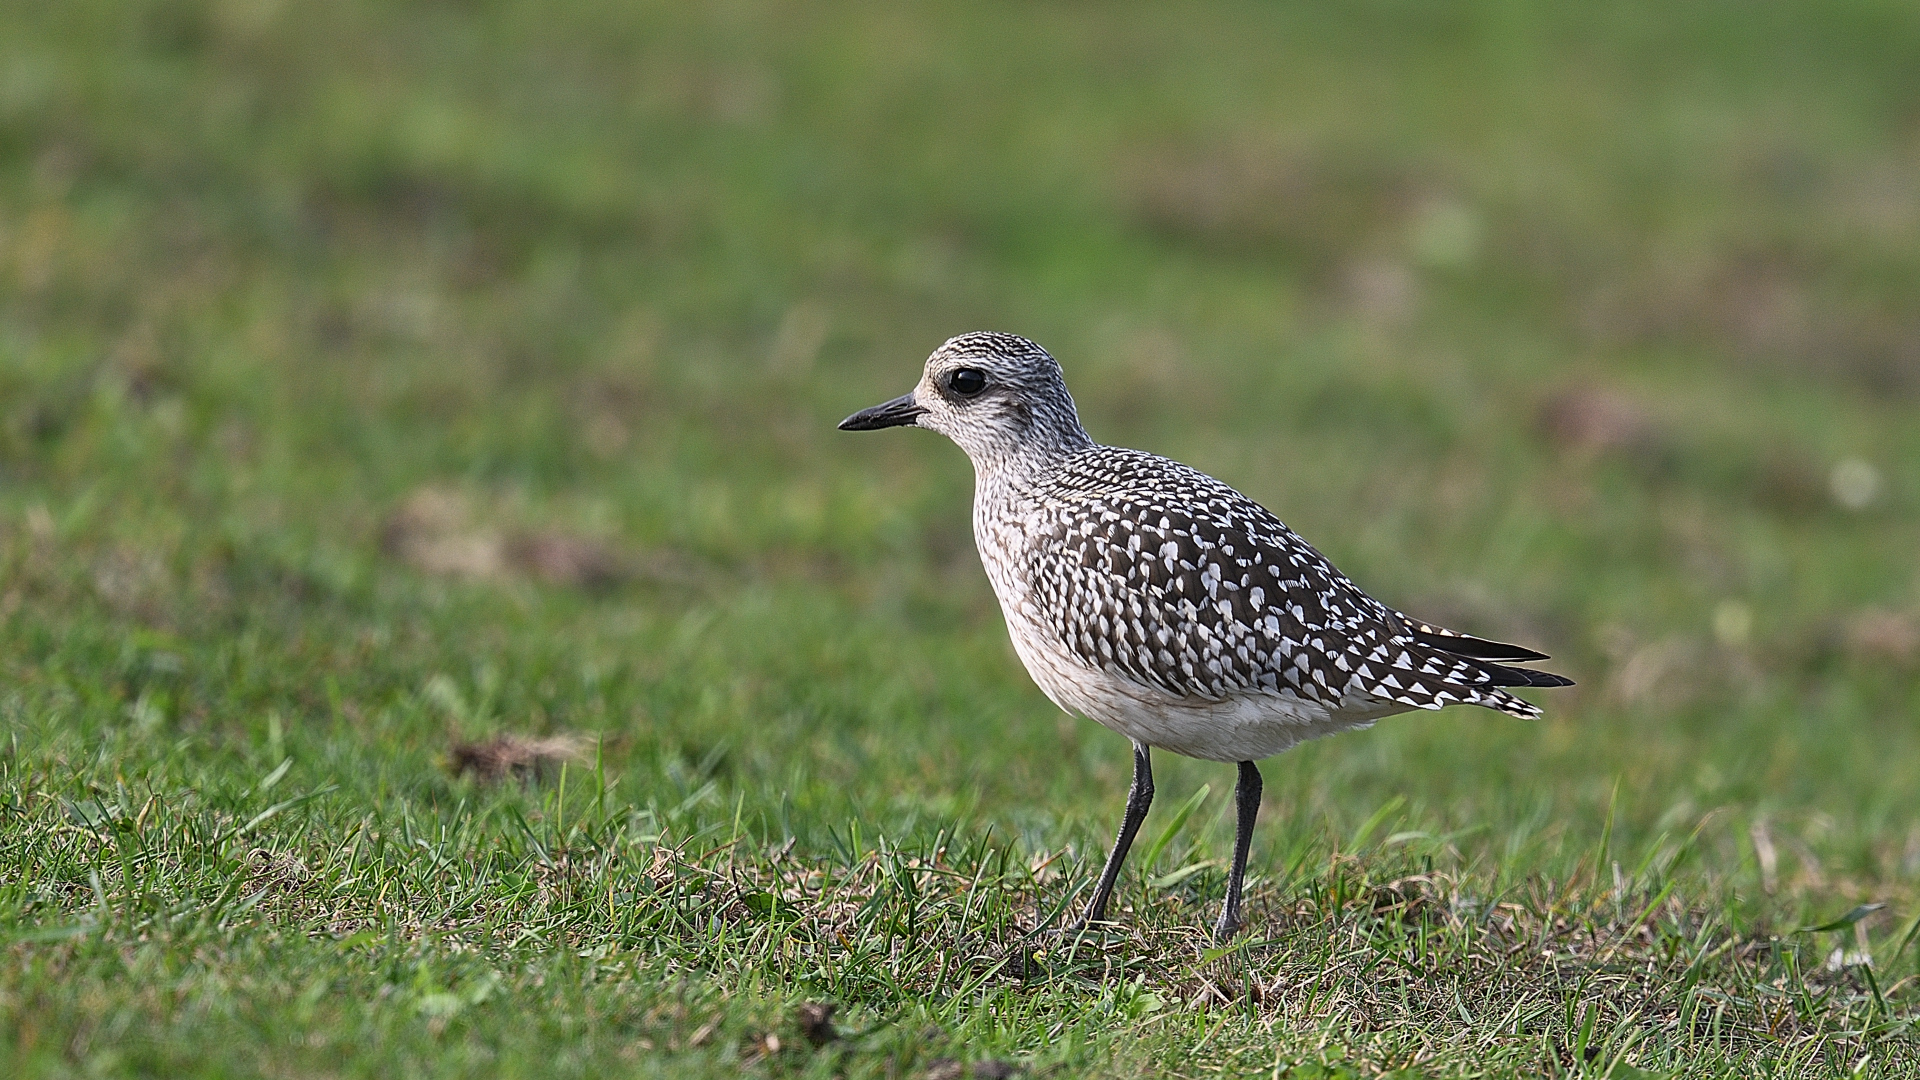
[1213,760,1262,942]
[1074,742,1153,930]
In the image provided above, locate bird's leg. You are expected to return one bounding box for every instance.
[1069,742,1153,933]
[1213,760,1263,942]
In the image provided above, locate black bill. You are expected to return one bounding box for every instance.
[837,392,925,431]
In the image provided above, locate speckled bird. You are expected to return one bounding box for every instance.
[839,332,1571,941]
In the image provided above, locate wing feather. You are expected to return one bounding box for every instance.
[1018,448,1571,715]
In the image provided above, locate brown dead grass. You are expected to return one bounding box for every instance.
[381,486,638,591]
[447,733,592,783]
[1843,609,1920,669]
[1533,385,1672,467]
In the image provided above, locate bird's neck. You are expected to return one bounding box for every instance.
[970,429,1092,500]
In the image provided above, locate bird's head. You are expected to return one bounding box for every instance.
[838,332,1091,472]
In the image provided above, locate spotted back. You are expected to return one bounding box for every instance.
[1012,447,1545,719]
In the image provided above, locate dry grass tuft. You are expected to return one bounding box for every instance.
[1534,385,1671,467]
[382,487,505,579]
[381,486,635,590]
[503,530,630,591]
[1843,609,1920,669]
[447,733,592,783]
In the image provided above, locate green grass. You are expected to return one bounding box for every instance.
[4,1,1920,1075]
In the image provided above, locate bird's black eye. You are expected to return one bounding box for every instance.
[946,367,988,397]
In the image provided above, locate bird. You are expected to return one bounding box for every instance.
[839,332,1571,941]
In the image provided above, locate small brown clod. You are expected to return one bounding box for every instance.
[794,1001,838,1046]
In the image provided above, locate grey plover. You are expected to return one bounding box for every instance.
[840,332,1571,940]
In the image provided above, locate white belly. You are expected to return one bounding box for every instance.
[1003,609,1401,763]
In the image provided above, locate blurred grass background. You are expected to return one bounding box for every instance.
[3,1,1919,1075]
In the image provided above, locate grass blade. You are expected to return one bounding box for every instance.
[1139,783,1210,875]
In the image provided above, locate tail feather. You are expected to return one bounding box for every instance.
[1405,619,1551,662]
[1478,662,1576,689]
[1474,687,1546,720]
[1401,617,1574,718]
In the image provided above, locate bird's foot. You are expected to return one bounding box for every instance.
[1211,912,1241,944]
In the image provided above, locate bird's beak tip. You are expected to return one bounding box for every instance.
[838,392,924,432]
